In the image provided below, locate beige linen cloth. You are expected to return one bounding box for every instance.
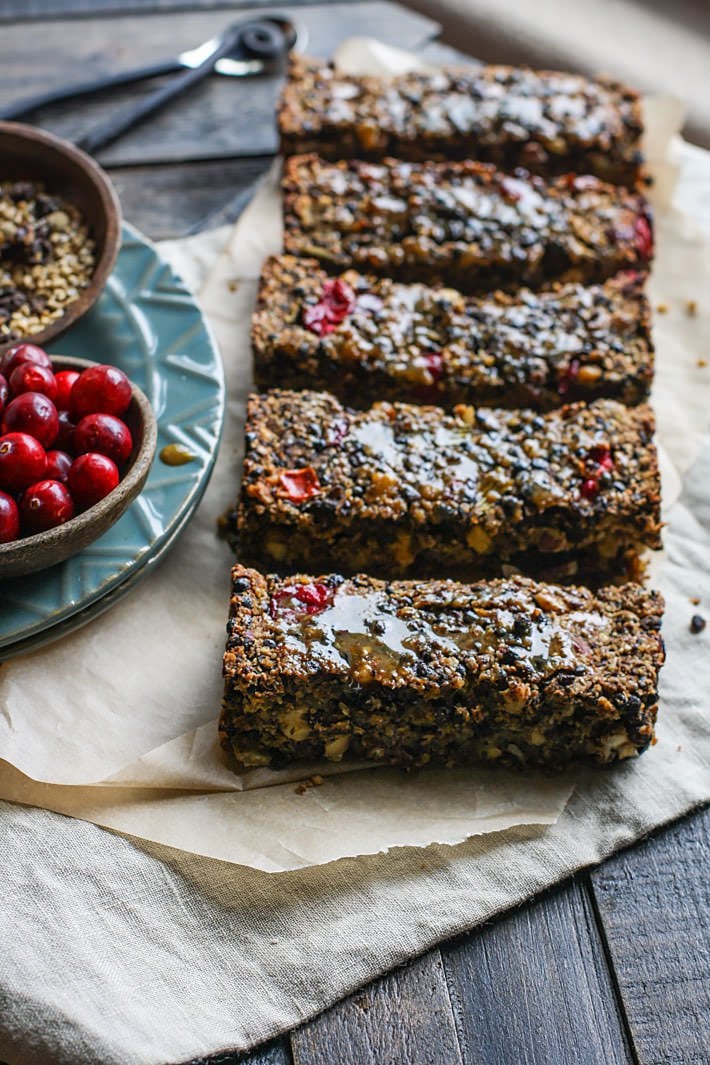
[1,123,710,1065]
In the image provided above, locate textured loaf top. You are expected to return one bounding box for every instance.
[278,54,643,185]
[283,154,653,291]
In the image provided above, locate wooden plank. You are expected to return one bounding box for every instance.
[109,156,269,239]
[291,950,464,1065]
[441,878,634,1065]
[186,1037,293,1064]
[0,3,439,166]
[590,806,710,1065]
[0,0,338,20]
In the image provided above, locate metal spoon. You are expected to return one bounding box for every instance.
[0,16,306,123]
[76,20,288,155]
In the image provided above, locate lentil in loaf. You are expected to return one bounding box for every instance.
[233,390,662,581]
[282,154,653,293]
[220,565,665,770]
[279,54,644,186]
[253,255,653,409]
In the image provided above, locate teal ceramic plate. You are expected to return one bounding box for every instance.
[0,223,224,658]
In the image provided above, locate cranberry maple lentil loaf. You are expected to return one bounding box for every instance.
[282,155,653,293]
[252,256,653,409]
[220,565,665,770]
[232,390,661,581]
[278,54,644,186]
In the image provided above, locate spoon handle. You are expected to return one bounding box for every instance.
[76,26,243,156]
[0,60,180,122]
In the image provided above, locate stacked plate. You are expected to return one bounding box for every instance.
[0,224,224,659]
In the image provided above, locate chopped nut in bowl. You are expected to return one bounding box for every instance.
[0,122,121,354]
[0,348,157,578]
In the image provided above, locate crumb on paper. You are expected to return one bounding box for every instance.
[228,279,240,293]
[656,302,669,314]
[295,775,325,795]
[685,299,697,316]
[690,596,701,605]
[689,614,706,634]
[697,359,707,368]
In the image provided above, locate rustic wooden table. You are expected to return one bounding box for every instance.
[1,2,708,1064]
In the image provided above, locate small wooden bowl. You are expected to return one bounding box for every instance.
[0,122,122,355]
[0,356,157,578]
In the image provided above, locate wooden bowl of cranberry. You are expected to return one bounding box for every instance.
[0,343,157,578]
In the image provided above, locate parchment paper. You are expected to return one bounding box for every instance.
[0,43,708,872]
[0,202,574,867]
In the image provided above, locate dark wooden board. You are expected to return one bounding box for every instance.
[441,878,634,1065]
[189,1037,293,1064]
[292,950,464,1065]
[0,0,335,18]
[590,806,710,1065]
[0,3,438,167]
[109,156,271,238]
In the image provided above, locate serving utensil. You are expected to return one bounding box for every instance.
[0,15,306,126]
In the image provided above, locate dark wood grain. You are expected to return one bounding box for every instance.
[441,878,634,1065]
[292,950,464,1065]
[188,1036,293,1064]
[109,156,271,239]
[590,806,710,1065]
[0,0,334,19]
[0,3,438,167]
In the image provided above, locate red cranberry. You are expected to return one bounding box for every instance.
[71,364,132,418]
[322,278,355,316]
[423,352,443,383]
[20,479,75,534]
[0,342,52,376]
[9,361,58,402]
[54,369,81,410]
[302,302,338,336]
[558,359,580,396]
[68,452,119,509]
[74,413,133,465]
[2,392,59,448]
[414,352,445,403]
[54,409,76,451]
[616,269,640,293]
[581,478,600,500]
[634,214,653,260]
[0,373,8,418]
[303,279,356,336]
[0,432,48,492]
[589,445,614,472]
[0,490,20,543]
[46,449,73,484]
[277,467,321,503]
[271,582,333,617]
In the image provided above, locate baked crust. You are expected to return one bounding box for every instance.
[252,255,653,409]
[278,55,644,186]
[232,390,662,581]
[220,565,665,770]
[282,154,653,292]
